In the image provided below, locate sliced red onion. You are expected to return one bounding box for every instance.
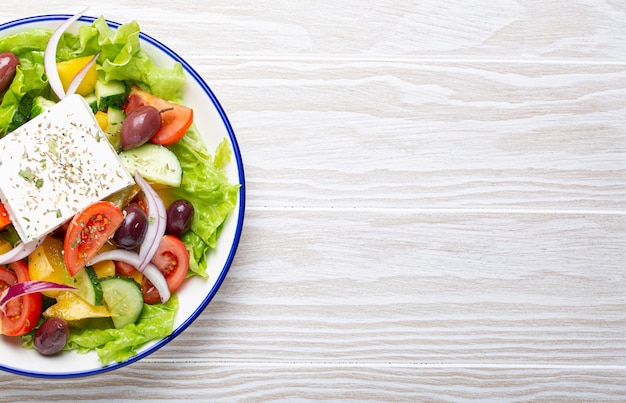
[89,249,170,303]
[134,172,166,273]
[65,52,100,96]
[89,249,142,270]
[0,281,76,313]
[0,236,46,265]
[44,7,89,100]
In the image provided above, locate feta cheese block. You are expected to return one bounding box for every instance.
[0,94,134,243]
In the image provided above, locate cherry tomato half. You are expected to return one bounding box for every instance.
[0,261,43,336]
[0,266,16,290]
[64,201,124,276]
[141,235,189,304]
[124,86,193,146]
[0,201,11,230]
[114,260,136,277]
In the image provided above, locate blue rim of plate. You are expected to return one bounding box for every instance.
[0,14,245,378]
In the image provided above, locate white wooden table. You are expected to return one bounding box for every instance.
[2,1,626,401]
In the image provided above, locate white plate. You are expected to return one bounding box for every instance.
[0,14,245,378]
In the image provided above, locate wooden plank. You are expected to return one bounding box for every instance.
[0,2,624,400]
[3,1,626,59]
[192,60,626,210]
[3,363,626,401]
[135,209,626,365]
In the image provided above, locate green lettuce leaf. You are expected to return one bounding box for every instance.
[169,129,240,277]
[0,31,51,136]
[0,29,50,55]
[64,294,178,365]
[0,224,20,246]
[56,17,186,100]
[180,230,208,276]
[0,17,185,136]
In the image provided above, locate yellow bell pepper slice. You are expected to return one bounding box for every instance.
[94,110,108,131]
[43,291,111,321]
[92,259,116,279]
[0,239,11,254]
[56,55,98,96]
[28,237,72,297]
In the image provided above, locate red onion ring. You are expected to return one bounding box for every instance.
[44,7,89,100]
[0,235,46,265]
[89,249,170,303]
[134,172,166,273]
[65,52,100,97]
[0,281,76,313]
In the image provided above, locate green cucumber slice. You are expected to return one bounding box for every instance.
[30,96,56,118]
[96,79,128,111]
[118,143,183,187]
[73,266,103,306]
[100,276,144,329]
[104,107,125,150]
[83,94,98,113]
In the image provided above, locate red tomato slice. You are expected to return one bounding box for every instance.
[114,260,136,277]
[64,201,124,276]
[0,201,11,230]
[151,235,189,291]
[0,261,43,336]
[141,235,189,304]
[124,85,193,146]
[0,266,16,289]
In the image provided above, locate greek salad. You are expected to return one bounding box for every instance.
[0,11,239,365]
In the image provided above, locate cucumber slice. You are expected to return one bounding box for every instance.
[7,95,32,132]
[30,96,56,118]
[104,107,125,150]
[96,79,127,111]
[100,276,144,329]
[118,143,183,187]
[83,94,98,113]
[73,266,103,306]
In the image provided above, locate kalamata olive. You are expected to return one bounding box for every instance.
[166,199,194,236]
[0,52,19,93]
[120,105,162,150]
[113,203,148,249]
[34,318,69,356]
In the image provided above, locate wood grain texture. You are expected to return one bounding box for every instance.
[202,60,626,210]
[1,0,626,401]
[151,210,626,364]
[5,1,626,59]
[3,364,626,402]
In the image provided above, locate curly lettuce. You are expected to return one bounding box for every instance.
[61,17,186,100]
[65,294,178,364]
[0,30,51,136]
[20,294,178,365]
[169,130,240,276]
[0,17,186,137]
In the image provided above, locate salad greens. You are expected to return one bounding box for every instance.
[22,294,178,364]
[66,294,178,364]
[63,17,186,100]
[0,34,50,134]
[0,17,186,137]
[0,16,239,364]
[171,134,240,276]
